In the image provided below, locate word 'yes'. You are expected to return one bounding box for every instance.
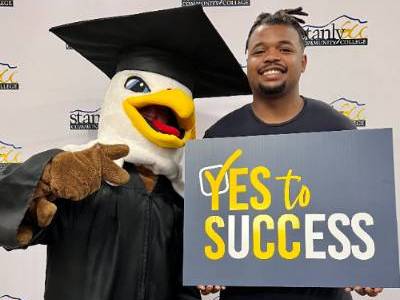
[203,149,311,211]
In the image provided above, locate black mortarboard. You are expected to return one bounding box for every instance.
[50,5,251,98]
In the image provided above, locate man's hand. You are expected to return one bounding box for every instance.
[197,285,225,295]
[345,286,383,297]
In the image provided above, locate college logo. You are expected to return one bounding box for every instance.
[0,62,19,90]
[303,15,367,47]
[69,108,100,130]
[182,0,250,7]
[0,0,14,7]
[330,97,366,127]
[0,140,22,165]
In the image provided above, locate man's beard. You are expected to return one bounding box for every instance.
[259,82,286,97]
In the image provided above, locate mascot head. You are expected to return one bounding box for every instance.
[50,6,250,188]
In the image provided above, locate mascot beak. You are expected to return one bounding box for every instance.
[123,88,195,148]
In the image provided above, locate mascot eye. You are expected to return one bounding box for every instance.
[124,76,151,93]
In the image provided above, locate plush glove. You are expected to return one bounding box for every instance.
[16,143,130,246]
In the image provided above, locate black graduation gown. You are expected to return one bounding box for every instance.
[0,150,199,300]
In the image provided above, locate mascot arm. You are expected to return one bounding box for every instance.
[0,144,130,248]
[0,149,62,248]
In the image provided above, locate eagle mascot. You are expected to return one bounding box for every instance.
[0,5,250,300]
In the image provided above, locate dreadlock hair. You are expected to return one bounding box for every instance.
[245,7,309,52]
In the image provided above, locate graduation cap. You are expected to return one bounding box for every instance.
[50,5,250,98]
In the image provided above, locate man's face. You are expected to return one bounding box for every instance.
[246,24,307,98]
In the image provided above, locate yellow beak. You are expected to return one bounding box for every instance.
[123,88,196,148]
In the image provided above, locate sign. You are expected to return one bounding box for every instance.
[184,129,399,287]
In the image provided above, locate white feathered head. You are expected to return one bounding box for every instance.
[50,6,251,192]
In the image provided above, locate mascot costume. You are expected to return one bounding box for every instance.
[0,5,250,300]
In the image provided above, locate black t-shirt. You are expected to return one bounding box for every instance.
[204,97,356,139]
[203,97,355,300]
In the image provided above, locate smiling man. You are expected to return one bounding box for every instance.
[201,7,383,300]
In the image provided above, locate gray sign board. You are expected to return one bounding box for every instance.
[183,129,400,287]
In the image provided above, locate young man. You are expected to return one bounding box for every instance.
[199,7,383,300]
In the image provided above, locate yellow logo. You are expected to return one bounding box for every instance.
[0,62,19,90]
[304,15,368,47]
[330,98,366,127]
[0,141,22,163]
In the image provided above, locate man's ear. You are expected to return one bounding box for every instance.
[301,54,307,73]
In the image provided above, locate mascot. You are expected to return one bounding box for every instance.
[0,5,250,300]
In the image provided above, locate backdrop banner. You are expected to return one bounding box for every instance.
[2,1,400,299]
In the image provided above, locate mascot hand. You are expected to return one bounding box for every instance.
[45,143,130,200]
[16,144,130,246]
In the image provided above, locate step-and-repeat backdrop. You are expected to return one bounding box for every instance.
[1,1,399,299]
